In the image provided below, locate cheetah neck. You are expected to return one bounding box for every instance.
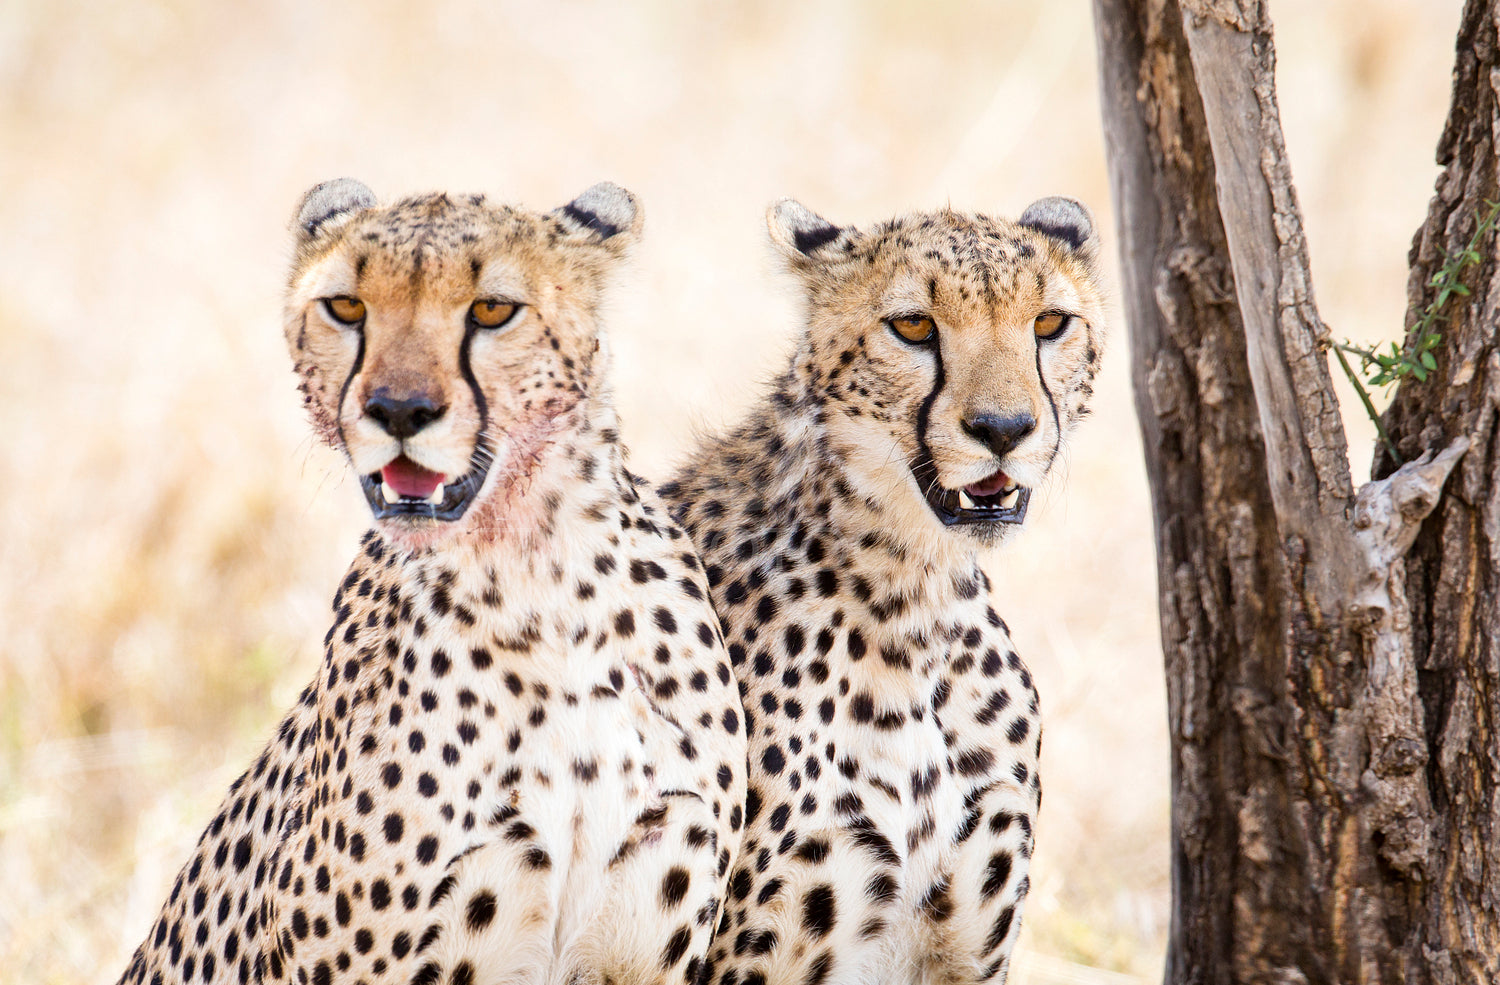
[745,373,980,578]
[346,398,656,637]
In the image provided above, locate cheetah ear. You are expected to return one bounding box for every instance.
[294,178,377,243]
[767,199,857,264]
[1017,196,1100,266]
[552,182,643,245]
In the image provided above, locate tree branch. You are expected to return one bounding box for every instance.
[1177,0,1356,563]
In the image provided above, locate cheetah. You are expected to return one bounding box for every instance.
[660,197,1105,985]
[118,181,746,985]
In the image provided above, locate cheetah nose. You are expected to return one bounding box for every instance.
[962,411,1036,459]
[364,390,446,439]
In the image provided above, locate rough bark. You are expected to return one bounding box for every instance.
[1377,0,1500,976]
[1093,0,1499,981]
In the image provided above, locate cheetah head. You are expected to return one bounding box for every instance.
[769,196,1105,545]
[284,179,641,546]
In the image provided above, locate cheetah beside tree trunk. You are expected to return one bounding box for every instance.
[117,181,746,985]
[661,196,1106,985]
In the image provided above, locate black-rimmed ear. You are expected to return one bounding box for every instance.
[1018,196,1099,266]
[767,199,856,263]
[294,179,377,244]
[552,182,642,243]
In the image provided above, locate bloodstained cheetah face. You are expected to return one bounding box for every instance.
[768,197,1105,545]
[283,180,640,548]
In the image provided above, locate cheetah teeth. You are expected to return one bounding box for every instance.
[381,481,446,505]
[958,490,977,510]
[998,487,1021,508]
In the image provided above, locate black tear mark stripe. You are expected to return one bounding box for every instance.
[794,223,843,255]
[458,317,495,478]
[561,204,620,240]
[1034,343,1061,473]
[913,332,946,494]
[336,318,367,455]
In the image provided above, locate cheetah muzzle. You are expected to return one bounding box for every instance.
[910,451,1030,526]
[360,447,493,520]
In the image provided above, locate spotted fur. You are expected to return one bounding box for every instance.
[118,183,746,985]
[660,197,1105,985]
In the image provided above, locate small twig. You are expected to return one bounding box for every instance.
[1331,344,1400,462]
[1325,199,1500,465]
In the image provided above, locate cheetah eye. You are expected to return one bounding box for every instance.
[888,314,936,344]
[1033,312,1072,340]
[469,299,520,330]
[323,296,366,326]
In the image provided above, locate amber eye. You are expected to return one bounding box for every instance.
[323,296,366,326]
[1034,312,1071,340]
[469,300,519,329]
[889,314,936,344]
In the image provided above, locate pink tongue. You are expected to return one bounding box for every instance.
[964,471,1011,498]
[382,457,445,499]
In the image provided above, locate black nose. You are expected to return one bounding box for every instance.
[364,391,445,439]
[962,411,1036,458]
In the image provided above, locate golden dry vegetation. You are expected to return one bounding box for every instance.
[0,1,1461,981]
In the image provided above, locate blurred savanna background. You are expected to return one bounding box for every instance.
[0,0,1463,981]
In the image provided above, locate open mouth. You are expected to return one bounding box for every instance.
[910,451,1030,526]
[358,451,490,522]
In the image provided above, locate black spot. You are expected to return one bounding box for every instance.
[982,852,1013,899]
[661,925,694,969]
[919,878,953,922]
[794,838,830,864]
[801,884,836,938]
[232,835,252,871]
[615,610,636,637]
[985,906,1016,955]
[661,867,692,908]
[955,748,995,776]
[466,890,497,931]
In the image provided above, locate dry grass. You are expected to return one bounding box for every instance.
[0,0,1461,981]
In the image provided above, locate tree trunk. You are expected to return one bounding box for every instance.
[1092,0,1500,981]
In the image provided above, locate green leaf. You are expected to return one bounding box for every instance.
[1420,351,1437,370]
[1412,365,1428,382]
